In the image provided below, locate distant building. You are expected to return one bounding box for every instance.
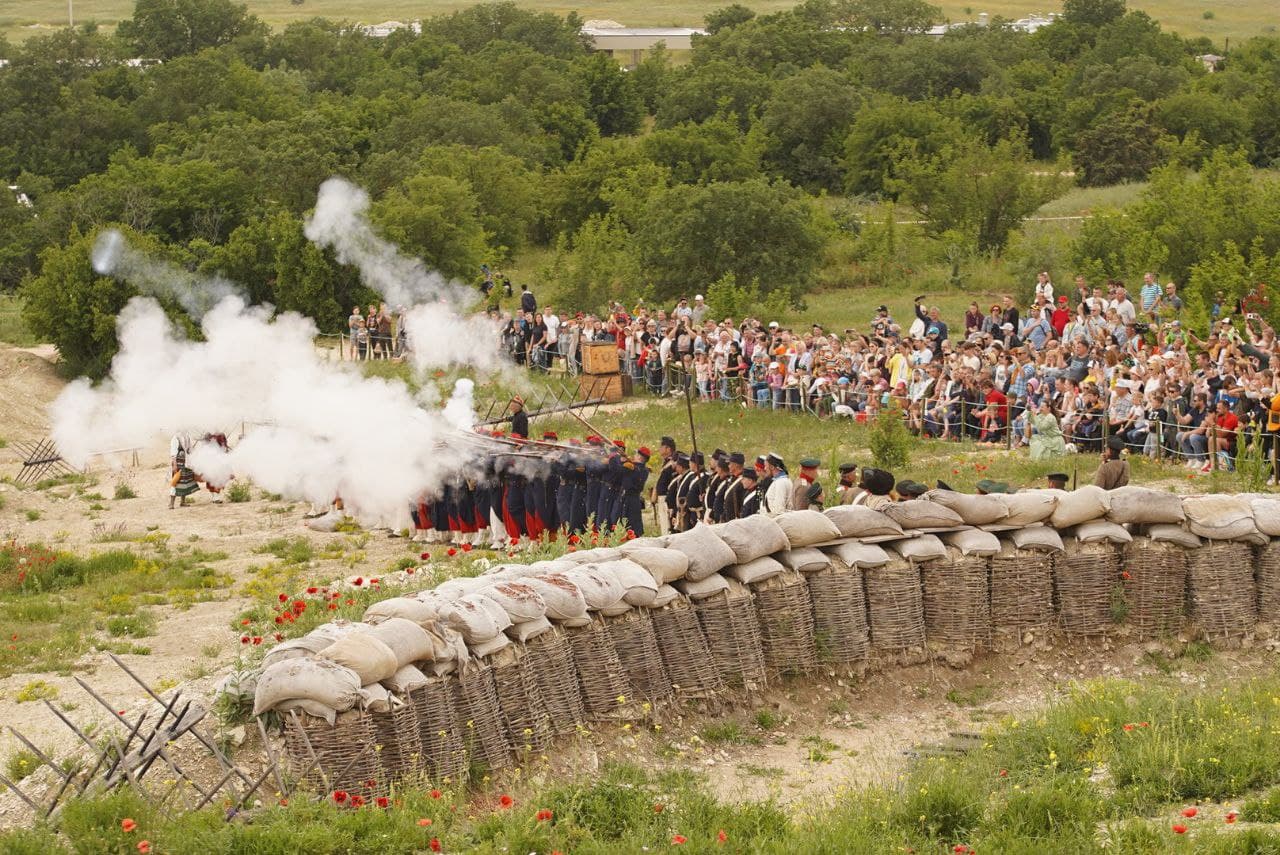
[1197,53,1224,72]
[581,20,706,65]
[361,20,422,38]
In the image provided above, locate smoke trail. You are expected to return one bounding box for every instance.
[92,229,244,319]
[303,177,506,374]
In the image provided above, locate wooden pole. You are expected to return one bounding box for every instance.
[683,367,699,454]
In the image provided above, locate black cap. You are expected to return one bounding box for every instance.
[1107,435,1125,452]
[806,483,824,502]
[895,479,928,497]
[729,452,745,465]
[740,468,759,482]
[675,453,690,467]
[877,305,888,313]
[1047,472,1069,484]
[766,453,785,468]
[859,467,895,496]
[660,436,676,450]
[936,479,954,491]
[799,457,821,469]
[838,462,857,475]
[690,451,705,466]
[712,448,726,461]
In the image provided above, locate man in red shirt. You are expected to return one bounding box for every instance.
[976,379,1008,443]
[1211,399,1239,471]
[1051,295,1070,338]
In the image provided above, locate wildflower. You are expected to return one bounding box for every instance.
[351,795,366,808]
[569,534,580,544]
[273,633,283,641]
[510,536,520,546]
[240,635,250,644]
[274,615,284,625]
[1121,571,1131,580]
[1173,824,1187,834]
[954,847,971,854]
[430,838,442,852]
[371,578,379,585]
[998,769,1008,777]
[1123,724,1134,732]
[672,834,687,844]
[278,593,288,602]
[498,794,513,808]
[252,636,262,645]
[1226,812,1238,824]
[625,529,636,539]
[447,548,457,557]
[376,797,389,808]
[717,829,728,843]
[353,577,364,586]
[461,543,472,552]
[121,818,137,833]
[328,603,337,610]
[567,546,576,552]
[240,619,250,626]
[293,600,306,613]
[332,790,348,804]
[306,587,318,594]
[420,552,431,560]
[279,798,288,806]
[1138,721,1149,727]
[137,842,151,854]
[1182,807,1197,818]
[431,789,442,799]
[654,803,664,814]
[536,809,553,822]
[418,818,433,826]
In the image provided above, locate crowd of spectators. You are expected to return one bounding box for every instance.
[493,273,1280,479]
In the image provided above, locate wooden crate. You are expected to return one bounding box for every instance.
[581,341,620,375]
[579,372,624,403]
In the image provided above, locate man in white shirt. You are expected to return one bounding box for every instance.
[691,295,709,324]
[1110,286,1136,325]
[760,453,793,516]
[544,305,560,350]
[1034,271,1053,303]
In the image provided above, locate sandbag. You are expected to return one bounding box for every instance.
[523,574,589,622]
[1048,486,1111,529]
[527,560,577,575]
[275,698,341,725]
[884,500,964,529]
[621,536,668,550]
[1183,495,1257,540]
[560,547,622,565]
[1066,520,1133,545]
[942,528,1001,557]
[1143,523,1202,549]
[434,576,491,599]
[480,581,547,623]
[262,635,330,670]
[563,567,627,609]
[715,515,790,562]
[1250,497,1280,536]
[381,664,429,694]
[888,534,946,562]
[1008,525,1064,552]
[650,584,681,608]
[667,525,738,581]
[254,656,362,718]
[364,597,440,626]
[619,547,689,584]
[998,492,1057,526]
[924,490,1008,526]
[825,541,891,568]
[823,505,904,538]
[774,548,829,574]
[359,682,393,713]
[598,599,634,617]
[505,616,552,642]
[439,595,508,644]
[677,573,731,600]
[726,556,786,584]
[470,633,511,657]
[596,559,660,606]
[364,618,436,668]
[317,633,399,685]
[775,510,843,547]
[1106,486,1186,525]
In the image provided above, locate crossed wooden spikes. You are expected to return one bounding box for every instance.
[12,437,78,486]
[475,380,608,427]
[0,655,356,822]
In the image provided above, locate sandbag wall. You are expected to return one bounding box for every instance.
[253,486,1280,796]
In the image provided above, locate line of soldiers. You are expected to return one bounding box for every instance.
[412,430,652,547]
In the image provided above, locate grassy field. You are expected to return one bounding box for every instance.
[0,294,37,348]
[6,673,1280,852]
[0,0,1274,44]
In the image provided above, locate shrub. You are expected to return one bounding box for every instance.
[868,402,914,471]
[5,749,39,782]
[1243,786,1280,822]
[226,482,251,503]
[112,482,137,500]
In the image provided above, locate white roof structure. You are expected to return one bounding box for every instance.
[581,23,706,51]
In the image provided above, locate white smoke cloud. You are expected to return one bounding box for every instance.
[92,229,244,319]
[303,177,506,374]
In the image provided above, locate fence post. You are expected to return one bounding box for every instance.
[960,399,967,442]
[1210,424,1218,472]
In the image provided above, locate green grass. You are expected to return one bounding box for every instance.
[9,675,1280,853]
[0,294,38,347]
[0,0,1272,43]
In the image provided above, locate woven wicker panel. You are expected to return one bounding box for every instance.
[409,678,466,782]
[283,709,385,798]
[750,571,817,676]
[450,661,513,772]
[526,627,585,736]
[370,699,423,784]
[921,551,990,651]
[695,589,768,690]
[1053,541,1121,636]
[863,557,925,653]
[1188,542,1257,638]
[487,646,553,754]
[990,547,1054,634]
[651,600,724,698]
[566,617,635,717]
[604,609,673,704]
[1256,540,1280,622]
[1121,538,1188,636]
[806,559,870,667]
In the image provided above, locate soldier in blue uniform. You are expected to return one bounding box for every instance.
[739,467,763,516]
[619,446,651,536]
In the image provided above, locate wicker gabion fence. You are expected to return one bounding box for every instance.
[1121,538,1188,636]
[256,497,1280,795]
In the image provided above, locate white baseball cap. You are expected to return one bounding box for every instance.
[694,294,704,301]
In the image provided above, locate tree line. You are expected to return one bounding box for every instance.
[2,0,1279,376]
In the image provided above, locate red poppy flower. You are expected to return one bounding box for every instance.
[365,779,376,788]
[274,616,284,625]
[328,603,337,610]
[273,632,283,641]
[430,838,442,852]
[240,636,249,644]
[625,530,636,539]
[567,546,576,552]
[447,548,457,557]
[376,796,389,808]
[461,543,472,552]
[240,619,250,626]
[1226,812,1238,824]
[1173,824,1187,834]
[371,578,380,585]
[717,829,728,843]
[653,803,664,814]
[420,552,431,560]
[569,534,580,544]
[998,769,1008,777]
[306,587,318,594]
[511,536,521,546]
[353,577,364,586]
[1123,724,1135,731]
[1182,807,1197,818]
[430,789,442,799]
[1121,571,1131,580]
[406,568,415,574]
[536,809,553,822]
[498,794,513,808]
[279,798,288,806]
[953,846,971,854]
[672,835,687,845]
[121,818,137,833]
[278,593,288,603]
[332,791,348,803]
[351,795,366,808]
[137,842,151,854]
[345,599,354,605]
[1138,722,1149,727]
[418,818,433,826]
[293,600,306,613]
[252,636,262,645]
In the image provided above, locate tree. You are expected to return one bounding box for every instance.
[903,136,1060,254]
[1061,0,1127,28]
[1153,91,1253,161]
[631,44,672,115]
[371,174,491,282]
[117,0,268,60]
[641,116,763,184]
[655,60,774,130]
[842,97,966,197]
[575,51,644,137]
[423,3,587,59]
[630,179,826,299]
[542,213,639,310]
[1073,103,1167,186]
[705,4,757,34]
[831,0,941,39]
[759,65,860,191]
